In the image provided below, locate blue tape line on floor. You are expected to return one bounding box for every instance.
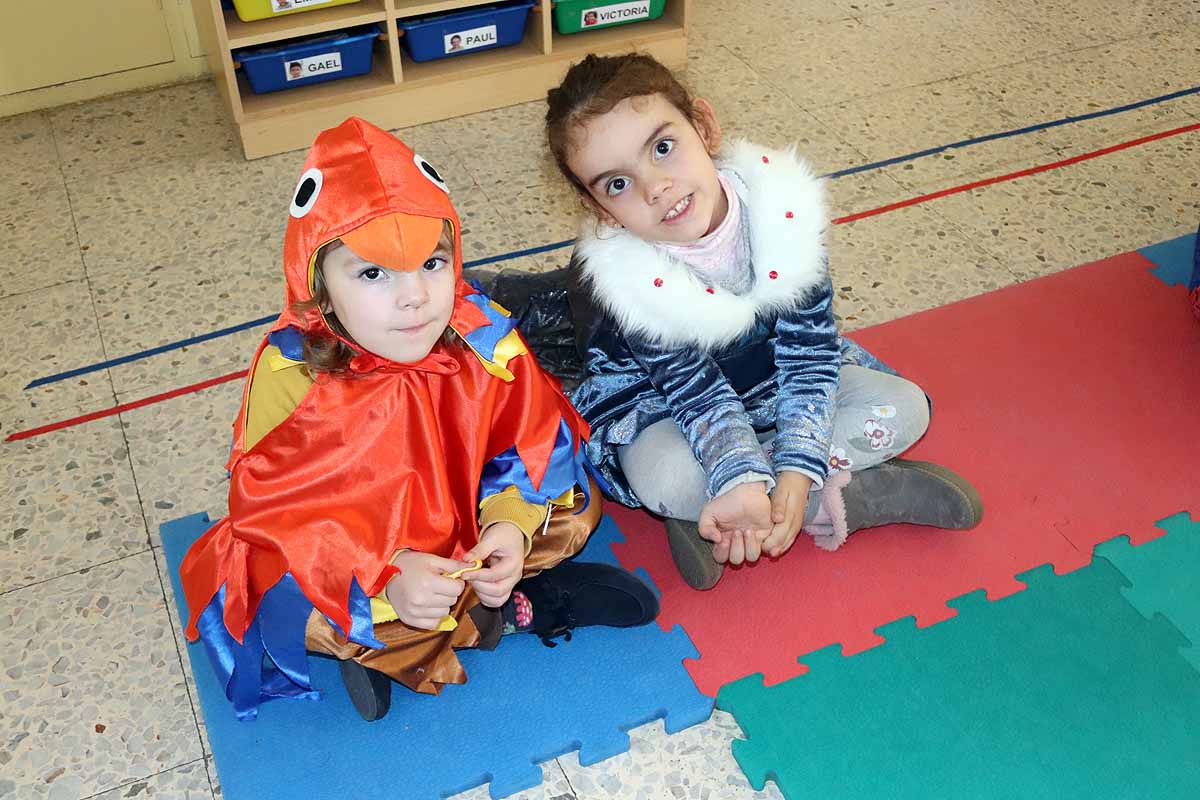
[22,242,575,389]
[28,85,1200,390]
[827,85,1200,179]
[24,315,276,389]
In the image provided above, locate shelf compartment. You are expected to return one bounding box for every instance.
[549,14,684,55]
[396,0,549,55]
[398,1,534,63]
[393,0,509,18]
[236,26,382,94]
[238,38,395,118]
[399,34,542,85]
[552,0,666,36]
[225,0,387,49]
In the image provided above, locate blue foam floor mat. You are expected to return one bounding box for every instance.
[1140,232,1197,287]
[162,513,713,800]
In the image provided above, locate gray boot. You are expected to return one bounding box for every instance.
[665,518,725,590]
[807,459,983,551]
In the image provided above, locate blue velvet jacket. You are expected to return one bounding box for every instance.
[567,141,893,507]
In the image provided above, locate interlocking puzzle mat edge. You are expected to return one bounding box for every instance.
[161,512,713,800]
[607,248,1200,697]
[1095,510,1199,671]
[1140,231,1197,287]
[715,518,1200,798]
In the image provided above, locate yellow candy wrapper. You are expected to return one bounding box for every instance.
[435,560,485,630]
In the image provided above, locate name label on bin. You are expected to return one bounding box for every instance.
[284,51,343,82]
[271,0,334,13]
[581,1,651,27]
[444,24,499,54]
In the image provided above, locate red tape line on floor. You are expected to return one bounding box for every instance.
[8,122,1198,443]
[4,370,248,442]
[832,122,1200,225]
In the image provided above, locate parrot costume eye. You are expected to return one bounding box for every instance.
[289,168,324,218]
[414,154,449,193]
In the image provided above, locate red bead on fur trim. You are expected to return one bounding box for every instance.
[654,277,663,287]
[769,271,779,280]
[706,287,715,294]
[785,211,794,219]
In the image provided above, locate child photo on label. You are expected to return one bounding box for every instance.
[283,52,342,82]
[581,1,651,28]
[442,25,497,55]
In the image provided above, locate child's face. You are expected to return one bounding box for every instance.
[565,93,725,243]
[320,230,456,363]
[290,65,302,78]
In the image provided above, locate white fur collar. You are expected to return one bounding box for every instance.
[575,139,828,351]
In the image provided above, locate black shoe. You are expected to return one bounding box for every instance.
[517,561,660,647]
[339,659,392,722]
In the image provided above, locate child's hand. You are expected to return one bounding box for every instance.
[462,522,527,608]
[698,482,772,565]
[763,471,814,558]
[385,552,468,630]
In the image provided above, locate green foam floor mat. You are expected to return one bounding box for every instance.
[717,550,1200,799]
[1096,511,1199,671]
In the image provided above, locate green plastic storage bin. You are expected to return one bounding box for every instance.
[232,0,362,24]
[553,0,666,34]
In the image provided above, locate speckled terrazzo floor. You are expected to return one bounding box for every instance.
[2,1,1197,798]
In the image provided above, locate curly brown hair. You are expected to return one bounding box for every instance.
[545,53,704,197]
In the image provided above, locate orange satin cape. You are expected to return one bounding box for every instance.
[176,119,589,717]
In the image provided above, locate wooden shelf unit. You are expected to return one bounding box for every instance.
[192,0,689,158]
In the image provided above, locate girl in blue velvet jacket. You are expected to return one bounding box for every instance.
[545,54,984,590]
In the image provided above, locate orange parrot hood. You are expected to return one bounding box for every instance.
[274,116,493,356]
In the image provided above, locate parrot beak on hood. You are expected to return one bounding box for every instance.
[336,211,448,277]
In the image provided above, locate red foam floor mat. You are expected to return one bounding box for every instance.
[609,250,1200,696]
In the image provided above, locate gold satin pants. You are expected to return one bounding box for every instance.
[303,480,601,695]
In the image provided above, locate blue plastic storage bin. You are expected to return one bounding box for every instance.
[399,1,534,63]
[235,25,380,94]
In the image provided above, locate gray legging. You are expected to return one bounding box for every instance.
[617,365,931,522]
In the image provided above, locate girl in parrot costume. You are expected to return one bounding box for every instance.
[178,118,658,722]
